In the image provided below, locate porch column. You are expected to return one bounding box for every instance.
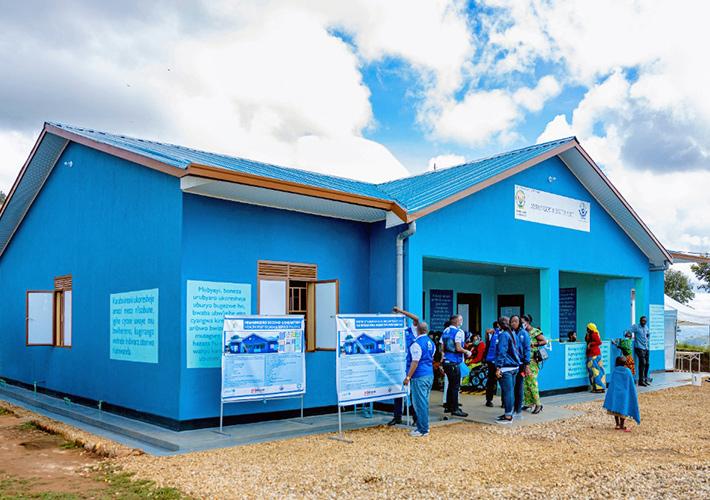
[633,276,649,323]
[539,268,559,339]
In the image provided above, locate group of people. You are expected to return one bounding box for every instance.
[388,307,550,435]
[483,314,548,423]
[584,315,654,394]
[387,306,652,437]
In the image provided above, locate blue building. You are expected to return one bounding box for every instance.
[0,123,672,428]
[241,334,278,354]
[355,334,386,354]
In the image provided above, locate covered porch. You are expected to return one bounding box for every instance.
[418,256,642,392]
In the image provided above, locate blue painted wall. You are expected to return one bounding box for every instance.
[0,143,183,418]
[405,156,664,389]
[368,222,398,313]
[179,194,374,420]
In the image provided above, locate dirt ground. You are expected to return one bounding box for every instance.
[116,383,710,499]
[0,410,107,497]
[0,406,184,499]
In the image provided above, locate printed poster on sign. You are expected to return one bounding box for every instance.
[648,304,665,351]
[221,316,305,402]
[514,185,591,232]
[336,314,407,406]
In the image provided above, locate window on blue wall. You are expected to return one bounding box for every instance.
[25,275,72,347]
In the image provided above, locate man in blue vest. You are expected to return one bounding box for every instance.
[403,321,435,437]
[388,306,418,426]
[440,314,471,418]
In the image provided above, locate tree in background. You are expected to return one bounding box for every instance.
[0,191,5,206]
[665,268,695,304]
[692,262,710,292]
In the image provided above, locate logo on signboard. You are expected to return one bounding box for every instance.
[578,202,588,220]
[515,189,526,209]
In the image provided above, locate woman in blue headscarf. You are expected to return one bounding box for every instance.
[603,356,641,431]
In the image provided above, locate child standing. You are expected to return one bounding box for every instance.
[612,331,636,375]
[603,356,641,432]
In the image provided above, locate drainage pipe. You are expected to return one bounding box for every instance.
[396,221,417,309]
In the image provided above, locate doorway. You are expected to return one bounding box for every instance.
[457,293,482,335]
[497,294,525,319]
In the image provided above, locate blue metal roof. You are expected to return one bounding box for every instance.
[48,123,390,201]
[377,137,576,212]
[49,123,576,213]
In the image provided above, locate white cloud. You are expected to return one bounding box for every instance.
[513,75,561,112]
[428,76,561,146]
[427,154,465,171]
[0,131,36,195]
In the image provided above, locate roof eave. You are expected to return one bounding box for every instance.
[185,163,408,222]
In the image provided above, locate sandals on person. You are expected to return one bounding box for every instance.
[532,405,543,414]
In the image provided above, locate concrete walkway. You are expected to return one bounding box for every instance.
[0,371,691,455]
[425,371,693,428]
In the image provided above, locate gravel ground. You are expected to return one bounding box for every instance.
[116,384,710,499]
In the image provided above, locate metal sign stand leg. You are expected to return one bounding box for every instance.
[406,389,412,427]
[213,400,230,436]
[328,405,352,443]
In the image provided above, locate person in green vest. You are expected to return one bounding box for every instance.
[612,331,635,376]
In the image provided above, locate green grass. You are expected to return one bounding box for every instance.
[0,466,188,499]
[676,342,710,353]
[18,421,39,431]
[97,466,186,499]
[0,406,11,416]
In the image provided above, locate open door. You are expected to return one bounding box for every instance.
[306,280,339,351]
[457,293,481,334]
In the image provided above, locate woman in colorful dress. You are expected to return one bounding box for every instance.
[585,322,606,393]
[521,314,547,414]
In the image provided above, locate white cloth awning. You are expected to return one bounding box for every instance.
[664,295,710,326]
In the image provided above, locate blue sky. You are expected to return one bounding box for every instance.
[1,0,709,283]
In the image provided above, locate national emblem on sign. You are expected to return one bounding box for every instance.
[515,189,526,208]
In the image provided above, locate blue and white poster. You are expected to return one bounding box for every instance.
[564,342,587,380]
[559,287,577,340]
[221,316,305,402]
[565,341,611,380]
[110,288,159,363]
[336,314,407,405]
[648,304,665,351]
[187,280,251,369]
[429,289,453,332]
